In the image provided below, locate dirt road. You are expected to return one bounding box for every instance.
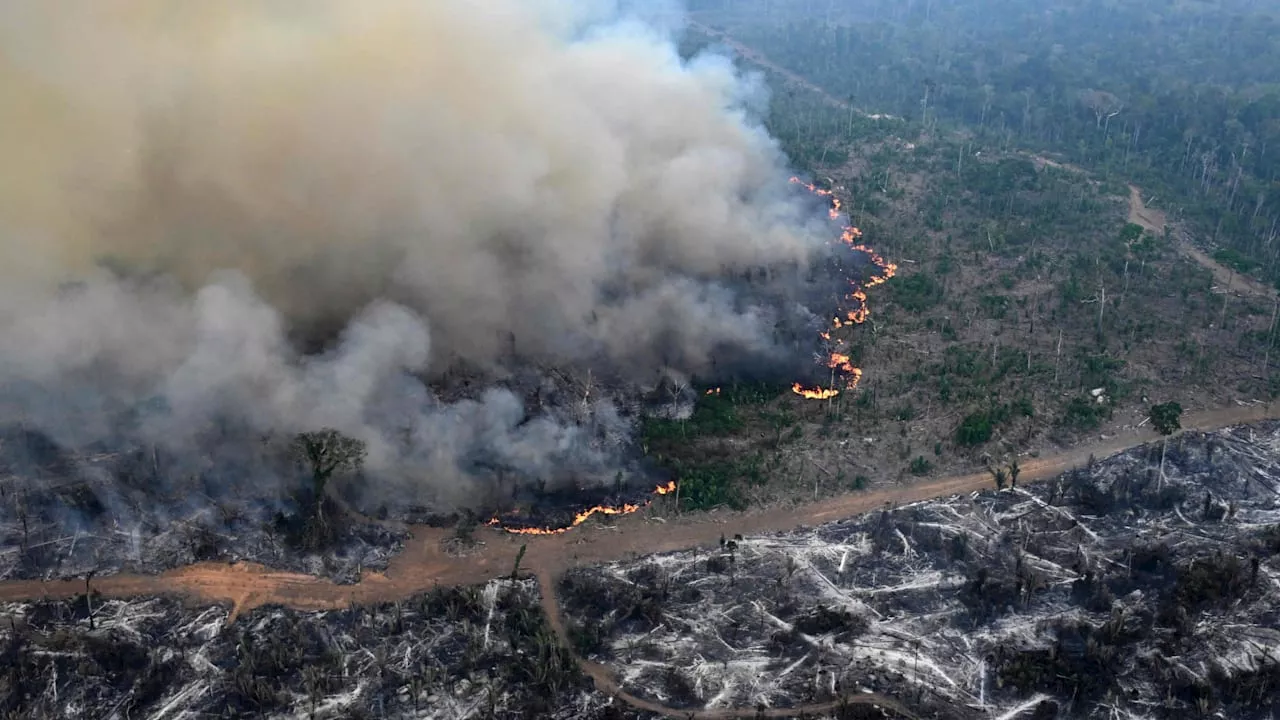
[1129,184,1277,303]
[693,21,1275,311]
[0,30,1265,720]
[1,401,1274,612]
[0,401,1273,719]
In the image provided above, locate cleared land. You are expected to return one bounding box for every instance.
[0,403,1275,614]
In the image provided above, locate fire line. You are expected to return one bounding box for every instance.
[488,182,890,534]
[788,178,896,400]
[487,481,677,535]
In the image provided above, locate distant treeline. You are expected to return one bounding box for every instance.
[689,0,1280,285]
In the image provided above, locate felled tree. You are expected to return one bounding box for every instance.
[291,428,366,539]
[1149,402,1183,487]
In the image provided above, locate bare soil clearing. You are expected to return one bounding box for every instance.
[1126,183,1168,234]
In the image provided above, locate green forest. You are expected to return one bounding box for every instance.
[653,0,1280,499]
[689,0,1280,286]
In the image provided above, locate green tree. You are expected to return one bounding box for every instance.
[292,428,367,528]
[1008,458,1021,488]
[989,465,1008,491]
[1150,402,1183,436]
[1149,402,1183,487]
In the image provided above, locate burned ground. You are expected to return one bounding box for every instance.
[559,422,1280,719]
[0,424,407,585]
[0,578,657,720]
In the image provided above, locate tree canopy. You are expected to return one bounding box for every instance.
[291,428,366,496]
[1149,402,1184,437]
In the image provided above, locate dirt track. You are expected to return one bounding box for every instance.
[1,402,1274,612]
[1129,183,1278,303]
[689,21,897,123]
[0,405,1273,719]
[693,21,1270,310]
[5,28,1277,717]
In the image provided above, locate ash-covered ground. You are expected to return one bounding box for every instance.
[0,578,656,720]
[560,422,1280,719]
[0,423,408,585]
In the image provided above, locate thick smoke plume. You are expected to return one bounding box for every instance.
[0,0,832,518]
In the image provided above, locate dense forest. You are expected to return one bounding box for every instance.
[689,0,1280,285]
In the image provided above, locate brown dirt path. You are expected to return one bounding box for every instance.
[0,403,1272,719]
[692,20,1275,311]
[1129,184,1277,303]
[1126,184,1167,234]
[1,401,1274,612]
[0,29,1261,720]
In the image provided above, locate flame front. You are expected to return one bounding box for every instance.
[487,480,678,535]
[792,383,840,400]
[789,178,897,400]
[488,183,893,533]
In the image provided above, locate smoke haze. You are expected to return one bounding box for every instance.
[0,0,832,513]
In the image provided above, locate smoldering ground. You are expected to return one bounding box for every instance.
[0,0,848,574]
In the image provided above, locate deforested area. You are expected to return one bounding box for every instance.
[0,424,408,584]
[9,1,1280,718]
[0,578,655,720]
[0,0,885,582]
[559,422,1280,719]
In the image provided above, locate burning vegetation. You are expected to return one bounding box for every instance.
[486,481,677,535]
[788,178,898,401]
[0,0,878,579]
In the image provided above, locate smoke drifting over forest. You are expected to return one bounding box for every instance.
[0,0,834,515]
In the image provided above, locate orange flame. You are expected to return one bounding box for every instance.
[792,382,840,400]
[705,388,721,396]
[788,179,895,400]
[487,480,678,535]
[790,176,843,220]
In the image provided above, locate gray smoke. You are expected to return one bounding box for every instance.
[0,0,833,514]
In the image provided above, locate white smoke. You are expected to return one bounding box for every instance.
[0,0,833,512]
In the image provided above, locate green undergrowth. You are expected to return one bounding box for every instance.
[641,382,790,511]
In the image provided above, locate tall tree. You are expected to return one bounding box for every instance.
[292,428,366,530]
[1149,402,1183,487]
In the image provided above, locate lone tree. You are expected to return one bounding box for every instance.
[1149,402,1183,486]
[292,428,366,535]
[1008,458,1021,488]
[989,465,1008,491]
